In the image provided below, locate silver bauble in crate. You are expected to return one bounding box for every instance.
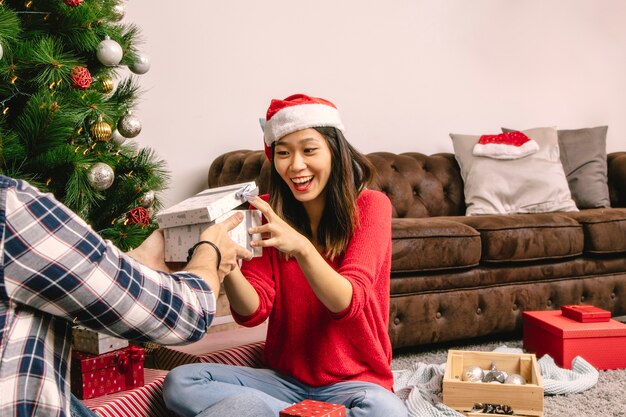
[129,52,151,74]
[504,373,527,385]
[461,365,484,382]
[111,2,125,20]
[117,112,142,138]
[139,190,155,208]
[111,129,127,145]
[88,163,115,191]
[97,36,123,66]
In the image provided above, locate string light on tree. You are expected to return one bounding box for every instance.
[117,111,142,138]
[88,162,115,191]
[96,35,123,66]
[129,51,151,74]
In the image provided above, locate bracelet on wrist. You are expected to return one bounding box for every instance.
[187,240,221,270]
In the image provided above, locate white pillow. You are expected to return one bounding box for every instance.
[450,127,578,215]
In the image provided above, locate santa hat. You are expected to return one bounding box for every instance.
[473,131,539,160]
[262,94,345,160]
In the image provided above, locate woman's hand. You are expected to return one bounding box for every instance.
[126,229,172,272]
[247,196,313,257]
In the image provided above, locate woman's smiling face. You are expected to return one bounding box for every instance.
[273,128,332,208]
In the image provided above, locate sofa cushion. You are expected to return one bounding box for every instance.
[504,126,610,209]
[392,218,481,272]
[450,127,578,215]
[454,213,583,263]
[558,208,626,254]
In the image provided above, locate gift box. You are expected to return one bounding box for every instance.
[523,310,626,370]
[560,304,611,323]
[280,399,346,417]
[443,350,544,417]
[72,326,129,355]
[71,346,145,400]
[155,182,263,262]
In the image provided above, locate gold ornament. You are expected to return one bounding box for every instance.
[99,76,114,94]
[90,116,112,142]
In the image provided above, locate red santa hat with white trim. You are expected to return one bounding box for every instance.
[473,131,539,160]
[262,94,345,160]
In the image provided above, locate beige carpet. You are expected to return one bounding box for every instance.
[390,337,626,417]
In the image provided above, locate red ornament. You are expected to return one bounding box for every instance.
[70,66,92,90]
[126,207,150,226]
[64,0,83,6]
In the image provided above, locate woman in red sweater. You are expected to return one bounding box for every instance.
[163,94,408,417]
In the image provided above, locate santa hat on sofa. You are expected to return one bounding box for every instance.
[262,94,345,160]
[473,131,539,160]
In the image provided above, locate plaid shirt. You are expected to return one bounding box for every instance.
[0,176,216,417]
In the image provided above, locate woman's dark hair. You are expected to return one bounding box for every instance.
[268,127,374,259]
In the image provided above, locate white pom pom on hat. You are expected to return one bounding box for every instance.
[262,94,345,160]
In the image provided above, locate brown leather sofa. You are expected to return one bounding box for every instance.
[208,150,626,350]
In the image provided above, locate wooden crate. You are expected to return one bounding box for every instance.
[443,350,544,417]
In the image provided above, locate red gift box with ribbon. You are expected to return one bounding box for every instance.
[280,399,346,417]
[71,345,145,400]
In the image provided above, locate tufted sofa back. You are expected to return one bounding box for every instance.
[208,150,626,218]
[208,150,467,218]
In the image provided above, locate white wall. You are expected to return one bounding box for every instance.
[124,0,626,207]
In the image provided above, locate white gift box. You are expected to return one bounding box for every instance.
[161,209,263,262]
[156,182,262,262]
[72,326,129,355]
[156,181,257,228]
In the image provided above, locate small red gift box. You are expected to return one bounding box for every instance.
[523,310,626,370]
[280,399,346,417]
[561,304,611,323]
[71,345,145,400]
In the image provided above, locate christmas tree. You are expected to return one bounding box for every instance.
[0,0,167,250]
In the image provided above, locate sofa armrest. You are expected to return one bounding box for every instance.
[608,152,626,207]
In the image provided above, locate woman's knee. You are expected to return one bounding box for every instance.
[162,364,201,409]
[356,388,408,417]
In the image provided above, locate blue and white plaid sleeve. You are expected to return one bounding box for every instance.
[2,178,215,344]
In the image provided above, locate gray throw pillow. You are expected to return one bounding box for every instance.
[450,127,578,216]
[503,126,609,209]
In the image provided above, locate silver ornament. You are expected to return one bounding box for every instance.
[111,2,125,21]
[97,36,123,66]
[88,162,115,191]
[139,190,155,208]
[0,43,3,61]
[117,112,142,138]
[111,129,127,145]
[462,365,484,382]
[482,362,506,384]
[129,52,151,74]
[504,373,527,385]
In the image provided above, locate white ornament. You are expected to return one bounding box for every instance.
[88,163,115,191]
[111,129,127,145]
[117,112,142,138]
[139,190,155,208]
[129,52,151,74]
[0,43,3,61]
[97,36,123,66]
[112,2,125,21]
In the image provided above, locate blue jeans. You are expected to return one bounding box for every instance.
[163,363,408,417]
[70,394,98,417]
